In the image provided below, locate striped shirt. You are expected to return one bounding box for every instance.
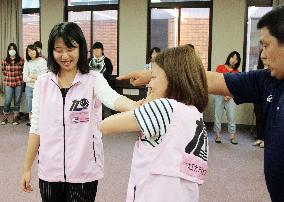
[134,98,173,147]
[1,58,24,87]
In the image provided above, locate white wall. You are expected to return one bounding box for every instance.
[211,0,246,70]
[40,0,65,57]
[204,0,255,125]
[119,0,148,75]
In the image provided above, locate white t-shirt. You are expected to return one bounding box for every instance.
[23,57,47,88]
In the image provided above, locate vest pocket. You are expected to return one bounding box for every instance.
[92,134,97,162]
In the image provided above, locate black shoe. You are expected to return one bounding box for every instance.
[26,122,31,126]
[230,138,238,145]
[214,136,222,143]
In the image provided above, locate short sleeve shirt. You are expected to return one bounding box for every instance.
[134,98,173,147]
[224,69,284,179]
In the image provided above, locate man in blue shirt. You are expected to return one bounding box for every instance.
[117,6,284,201]
[207,7,284,202]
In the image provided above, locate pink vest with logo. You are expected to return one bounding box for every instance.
[37,71,103,183]
[126,99,208,201]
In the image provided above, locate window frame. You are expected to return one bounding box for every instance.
[148,0,213,70]
[64,0,119,75]
[242,0,272,72]
[22,0,41,55]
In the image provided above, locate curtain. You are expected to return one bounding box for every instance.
[273,0,284,7]
[0,0,22,91]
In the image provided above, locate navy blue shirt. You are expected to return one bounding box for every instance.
[224,69,284,201]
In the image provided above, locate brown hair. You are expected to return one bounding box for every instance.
[154,45,208,112]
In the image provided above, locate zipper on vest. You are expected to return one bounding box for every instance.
[133,185,136,202]
[51,79,80,182]
[92,134,97,162]
[63,95,67,181]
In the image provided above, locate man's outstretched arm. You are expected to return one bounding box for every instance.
[206,71,232,96]
[117,69,232,96]
[117,70,151,86]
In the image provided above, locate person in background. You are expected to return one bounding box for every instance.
[144,47,161,70]
[213,51,241,145]
[100,45,208,202]
[252,50,265,148]
[89,42,113,119]
[1,43,25,125]
[88,42,113,84]
[21,22,139,202]
[23,44,47,126]
[33,41,47,60]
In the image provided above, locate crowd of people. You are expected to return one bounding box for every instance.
[0,5,282,202]
[1,39,114,125]
[1,41,46,125]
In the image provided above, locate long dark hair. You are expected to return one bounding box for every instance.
[5,43,21,64]
[48,22,89,74]
[225,51,241,70]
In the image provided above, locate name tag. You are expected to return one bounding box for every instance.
[71,111,90,124]
[180,153,208,181]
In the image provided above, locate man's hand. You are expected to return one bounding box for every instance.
[117,70,151,86]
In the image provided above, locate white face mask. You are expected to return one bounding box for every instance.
[8,49,16,57]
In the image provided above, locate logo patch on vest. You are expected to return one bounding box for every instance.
[70,98,89,111]
[180,118,208,180]
[70,98,90,124]
[266,94,273,103]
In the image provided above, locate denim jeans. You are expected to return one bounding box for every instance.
[213,95,236,134]
[25,85,34,113]
[3,85,23,114]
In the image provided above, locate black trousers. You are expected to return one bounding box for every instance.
[39,179,98,202]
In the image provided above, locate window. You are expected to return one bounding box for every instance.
[22,0,40,54]
[149,1,211,70]
[92,10,118,71]
[67,1,119,74]
[22,0,40,8]
[68,0,118,6]
[245,7,272,72]
[68,11,92,50]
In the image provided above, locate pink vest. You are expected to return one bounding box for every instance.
[37,71,103,183]
[126,99,208,202]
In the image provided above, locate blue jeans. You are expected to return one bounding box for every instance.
[3,85,23,114]
[213,95,236,134]
[25,86,34,113]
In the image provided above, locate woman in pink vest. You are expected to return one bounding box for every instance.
[100,45,209,202]
[21,22,139,202]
